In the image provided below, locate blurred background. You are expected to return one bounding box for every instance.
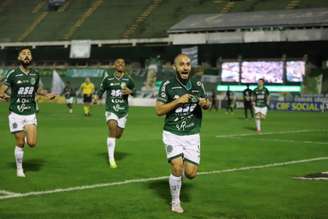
[0,0,327,111]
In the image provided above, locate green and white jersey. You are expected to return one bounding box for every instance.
[4,68,40,115]
[97,71,135,118]
[157,77,207,136]
[253,86,270,108]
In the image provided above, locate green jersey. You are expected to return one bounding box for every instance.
[253,86,270,107]
[97,71,135,118]
[4,68,40,115]
[157,77,207,136]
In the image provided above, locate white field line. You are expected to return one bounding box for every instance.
[243,138,328,145]
[1,156,327,201]
[0,190,19,196]
[215,129,326,138]
[293,177,328,181]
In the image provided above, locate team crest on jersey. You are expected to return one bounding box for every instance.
[166,145,173,153]
[30,78,36,85]
[197,81,202,86]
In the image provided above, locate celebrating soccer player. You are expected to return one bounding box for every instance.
[155,54,210,213]
[0,48,55,177]
[80,77,95,116]
[96,58,135,168]
[253,78,270,133]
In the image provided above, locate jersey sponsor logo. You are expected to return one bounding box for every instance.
[161,80,170,92]
[17,86,34,95]
[111,99,125,104]
[257,94,265,99]
[16,98,31,103]
[176,120,195,131]
[110,89,122,97]
[110,82,122,86]
[113,104,125,112]
[175,104,197,114]
[17,104,32,112]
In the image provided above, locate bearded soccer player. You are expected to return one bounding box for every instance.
[80,77,95,116]
[155,54,210,213]
[0,48,55,177]
[253,78,270,133]
[97,58,135,168]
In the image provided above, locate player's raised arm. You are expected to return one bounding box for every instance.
[0,83,9,100]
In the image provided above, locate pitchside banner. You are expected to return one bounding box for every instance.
[270,102,325,112]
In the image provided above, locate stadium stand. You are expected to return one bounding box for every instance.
[1,0,328,42]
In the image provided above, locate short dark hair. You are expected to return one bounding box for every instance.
[18,47,32,52]
[259,78,265,82]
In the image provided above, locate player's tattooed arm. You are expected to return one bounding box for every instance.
[37,88,56,100]
[155,94,191,116]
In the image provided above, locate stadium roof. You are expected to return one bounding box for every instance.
[168,8,328,34]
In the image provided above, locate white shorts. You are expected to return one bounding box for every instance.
[65,97,74,104]
[105,111,128,128]
[8,112,37,133]
[162,131,200,165]
[254,106,268,116]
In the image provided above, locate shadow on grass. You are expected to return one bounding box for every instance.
[97,151,130,163]
[8,158,46,172]
[148,179,193,204]
[244,126,257,131]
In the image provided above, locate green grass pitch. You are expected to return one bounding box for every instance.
[0,103,327,219]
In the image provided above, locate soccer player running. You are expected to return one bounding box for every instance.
[62,81,75,113]
[80,77,95,116]
[210,89,218,111]
[96,58,135,168]
[155,54,209,213]
[243,84,254,119]
[253,79,270,133]
[0,48,55,177]
[225,86,234,114]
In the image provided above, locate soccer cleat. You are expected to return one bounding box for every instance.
[171,202,184,214]
[109,159,118,169]
[16,169,26,177]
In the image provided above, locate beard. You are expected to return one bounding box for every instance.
[20,59,32,67]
